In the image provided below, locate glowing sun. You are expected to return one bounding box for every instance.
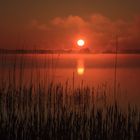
[77,39,85,47]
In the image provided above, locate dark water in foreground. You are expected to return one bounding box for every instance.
[0,54,140,106]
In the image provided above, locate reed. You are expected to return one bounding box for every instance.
[0,81,140,140]
[0,54,139,140]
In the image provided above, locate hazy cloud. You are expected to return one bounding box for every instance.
[39,14,140,51]
[1,14,140,51]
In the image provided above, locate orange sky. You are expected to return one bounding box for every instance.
[0,0,140,51]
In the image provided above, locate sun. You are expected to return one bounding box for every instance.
[77,39,85,47]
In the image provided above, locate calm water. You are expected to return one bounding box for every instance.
[0,54,140,106]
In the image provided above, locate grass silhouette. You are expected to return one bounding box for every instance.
[0,53,140,140]
[0,82,140,140]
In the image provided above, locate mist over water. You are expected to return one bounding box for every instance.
[0,54,140,106]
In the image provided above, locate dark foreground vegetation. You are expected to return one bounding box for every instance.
[0,82,140,140]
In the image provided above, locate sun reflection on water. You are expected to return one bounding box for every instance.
[77,67,84,75]
[77,59,85,75]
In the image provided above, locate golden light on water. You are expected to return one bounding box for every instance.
[77,67,84,75]
[77,59,85,75]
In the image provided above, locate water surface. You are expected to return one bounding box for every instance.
[0,54,140,106]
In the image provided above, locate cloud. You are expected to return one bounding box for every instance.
[29,20,49,31]
[1,14,140,51]
[51,16,88,29]
[47,14,140,51]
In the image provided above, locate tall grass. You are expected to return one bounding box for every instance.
[0,54,140,140]
[0,82,140,140]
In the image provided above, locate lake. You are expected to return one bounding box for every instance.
[0,53,140,106]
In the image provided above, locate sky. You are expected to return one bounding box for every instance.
[0,0,140,51]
